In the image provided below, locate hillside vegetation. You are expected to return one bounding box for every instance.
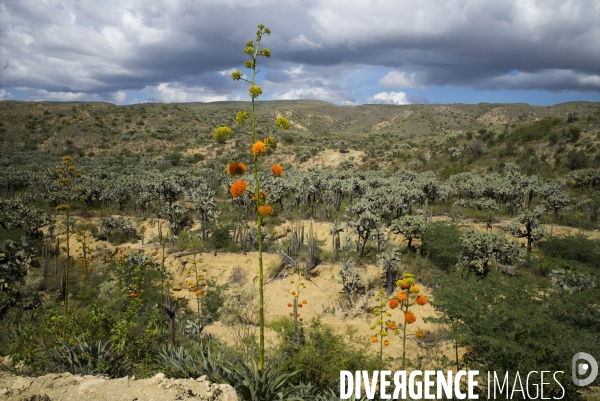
[1,100,599,400]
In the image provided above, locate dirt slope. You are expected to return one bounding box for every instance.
[0,371,238,401]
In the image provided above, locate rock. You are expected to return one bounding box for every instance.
[78,378,106,394]
[11,377,33,391]
[0,372,239,401]
[217,384,239,401]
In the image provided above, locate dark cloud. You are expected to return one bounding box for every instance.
[2,0,598,103]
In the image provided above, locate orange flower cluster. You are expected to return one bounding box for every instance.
[227,162,247,176]
[230,181,248,198]
[416,295,427,306]
[271,164,283,177]
[397,292,407,301]
[252,141,266,156]
[258,205,274,217]
[389,299,399,309]
[404,311,416,324]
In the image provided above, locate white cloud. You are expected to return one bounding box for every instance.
[379,71,423,89]
[283,65,305,78]
[368,91,410,105]
[0,89,14,100]
[145,82,229,103]
[273,87,353,103]
[219,68,237,76]
[113,90,127,104]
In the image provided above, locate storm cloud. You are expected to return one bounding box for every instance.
[1,0,598,104]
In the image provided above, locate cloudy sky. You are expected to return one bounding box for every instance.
[1,0,599,106]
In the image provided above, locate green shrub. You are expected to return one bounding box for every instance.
[77,221,99,236]
[269,316,379,392]
[420,222,462,271]
[510,117,561,143]
[430,271,600,400]
[200,279,228,323]
[282,133,295,144]
[99,216,138,244]
[538,234,600,269]
[567,149,589,170]
[210,225,231,249]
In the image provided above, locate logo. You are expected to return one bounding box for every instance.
[572,352,598,387]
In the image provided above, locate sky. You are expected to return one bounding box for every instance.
[1,0,599,106]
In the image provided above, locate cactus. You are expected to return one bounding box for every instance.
[330,221,343,261]
[338,258,365,303]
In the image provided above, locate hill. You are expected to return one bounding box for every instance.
[1,100,598,176]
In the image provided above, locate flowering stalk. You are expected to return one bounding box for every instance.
[287,268,307,341]
[370,288,402,370]
[214,24,289,371]
[75,228,94,290]
[394,273,427,369]
[187,235,205,325]
[55,156,82,316]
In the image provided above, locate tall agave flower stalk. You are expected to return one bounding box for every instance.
[213,24,289,371]
[54,155,83,316]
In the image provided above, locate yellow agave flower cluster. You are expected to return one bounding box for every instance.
[370,288,396,347]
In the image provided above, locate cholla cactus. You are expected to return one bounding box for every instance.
[539,178,569,219]
[390,214,428,250]
[185,187,219,240]
[347,201,381,257]
[377,246,400,296]
[448,147,460,159]
[503,205,546,253]
[99,216,137,244]
[160,202,193,235]
[329,221,343,260]
[213,24,290,371]
[338,258,365,302]
[457,228,524,274]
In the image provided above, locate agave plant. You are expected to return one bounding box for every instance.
[156,336,228,382]
[223,360,309,401]
[48,338,131,378]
